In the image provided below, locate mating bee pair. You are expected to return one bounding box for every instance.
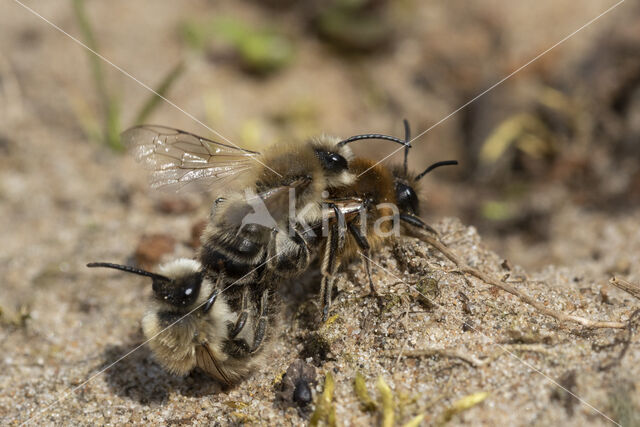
[88,121,457,385]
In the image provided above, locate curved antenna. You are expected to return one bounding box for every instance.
[87,262,170,282]
[415,160,459,181]
[337,133,411,148]
[403,119,411,176]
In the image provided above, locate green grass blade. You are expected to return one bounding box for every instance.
[71,0,123,151]
[134,61,185,125]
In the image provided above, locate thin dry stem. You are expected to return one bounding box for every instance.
[388,343,554,371]
[386,348,485,368]
[609,277,640,300]
[418,231,626,330]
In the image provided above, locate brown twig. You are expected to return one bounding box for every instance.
[493,343,554,358]
[388,343,553,371]
[609,277,640,300]
[385,348,485,368]
[418,231,626,330]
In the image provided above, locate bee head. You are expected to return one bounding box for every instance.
[392,120,458,216]
[87,259,205,309]
[392,159,459,216]
[154,259,204,308]
[309,130,411,187]
[308,137,356,188]
[314,148,350,174]
[392,172,421,216]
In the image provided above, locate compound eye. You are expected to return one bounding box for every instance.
[395,181,419,215]
[315,150,348,173]
[152,272,203,307]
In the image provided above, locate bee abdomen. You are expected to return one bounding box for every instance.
[201,248,266,281]
[212,228,267,258]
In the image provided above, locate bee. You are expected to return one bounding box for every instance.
[87,259,280,385]
[86,125,409,382]
[121,125,410,334]
[320,120,458,318]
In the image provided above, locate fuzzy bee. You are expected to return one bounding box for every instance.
[121,125,411,328]
[87,126,409,382]
[320,121,457,318]
[87,259,279,385]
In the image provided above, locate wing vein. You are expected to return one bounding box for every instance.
[122,125,260,193]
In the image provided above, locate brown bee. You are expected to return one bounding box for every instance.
[87,258,280,385]
[89,121,451,382]
[88,126,409,382]
[319,120,457,319]
[122,125,410,332]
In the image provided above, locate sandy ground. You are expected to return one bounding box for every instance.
[1,1,639,426]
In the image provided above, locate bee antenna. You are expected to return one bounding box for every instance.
[403,119,411,176]
[87,262,170,282]
[415,160,459,181]
[337,133,411,148]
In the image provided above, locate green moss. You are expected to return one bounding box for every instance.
[182,17,294,75]
[354,372,377,412]
[381,293,403,314]
[310,372,337,427]
[481,201,514,221]
[0,305,30,328]
[224,400,248,410]
[402,414,426,427]
[436,392,488,425]
[314,0,394,53]
[376,376,395,427]
[415,276,440,309]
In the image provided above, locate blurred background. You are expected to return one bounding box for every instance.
[1,0,639,302]
[3,1,639,268]
[1,0,639,423]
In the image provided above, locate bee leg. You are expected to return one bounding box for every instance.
[347,222,383,300]
[291,227,311,272]
[400,213,439,235]
[229,286,250,338]
[319,205,346,321]
[203,289,220,313]
[203,272,225,313]
[250,290,270,353]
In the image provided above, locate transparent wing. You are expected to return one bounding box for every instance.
[122,125,260,193]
